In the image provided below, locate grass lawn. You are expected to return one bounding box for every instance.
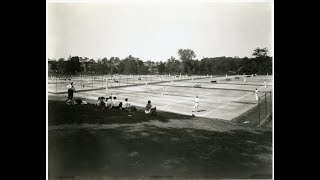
[48,100,272,179]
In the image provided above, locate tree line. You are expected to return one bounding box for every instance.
[49,47,272,75]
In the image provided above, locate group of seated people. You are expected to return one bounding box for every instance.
[96,96,138,112]
[96,96,156,115]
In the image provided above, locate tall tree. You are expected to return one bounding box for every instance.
[57,58,66,73]
[177,49,196,74]
[252,47,268,58]
[50,60,58,72]
[157,61,166,74]
[65,56,81,74]
[165,56,181,74]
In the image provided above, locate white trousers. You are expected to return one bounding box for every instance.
[193,102,199,111]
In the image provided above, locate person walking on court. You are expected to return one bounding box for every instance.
[163,86,166,95]
[255,88,258,101]
[66,82,76,101]
[192,96,199,112]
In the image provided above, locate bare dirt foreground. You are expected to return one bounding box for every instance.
[48,100,272,179]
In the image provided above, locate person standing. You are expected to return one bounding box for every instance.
[264,80,267,88]
[255,88,258,101]
[67,82,76,101]
[192,96,199,112]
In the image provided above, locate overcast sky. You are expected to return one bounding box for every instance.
[47,0,272,61]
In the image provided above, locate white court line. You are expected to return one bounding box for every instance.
[201,86,265,116]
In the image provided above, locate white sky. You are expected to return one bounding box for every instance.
[47,0,272,61]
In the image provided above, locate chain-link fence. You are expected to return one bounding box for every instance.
[258,90,272,126]
[48,74,212,94]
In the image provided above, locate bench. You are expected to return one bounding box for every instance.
[226,78,231,81]
[235,77,240,79]
[194,84,201,88]
[211,80,217,83]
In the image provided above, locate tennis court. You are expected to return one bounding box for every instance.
[48,74,212,93]
[51,75,272,121]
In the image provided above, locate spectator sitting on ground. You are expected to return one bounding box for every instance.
[111,96,122,109]
[74,98,82,105]
[95,97,101,106]
[145,100,156,115]
[122,98,138,111]
[72,98,87,105]
[66,99,77,105]
[105,96,112,108]
[96,97,105,108]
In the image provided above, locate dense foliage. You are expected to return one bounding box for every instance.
[49,47,272,75]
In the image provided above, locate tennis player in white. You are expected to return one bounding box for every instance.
[192,96,199,112]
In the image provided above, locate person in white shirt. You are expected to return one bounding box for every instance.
[122,98,138,111]
[264,80,267,88]
[255,88,258,101]
[105,96,113,108]
[111,96,122,109]
[122,98,131,109]
[192,96,199,112]
[66,82,76,101]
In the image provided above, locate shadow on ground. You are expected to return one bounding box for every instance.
[49,126,272,179]
[49,100,193,126]
[48,100,272,179]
